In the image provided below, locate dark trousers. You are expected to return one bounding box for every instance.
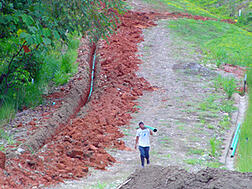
[138,146,150,167]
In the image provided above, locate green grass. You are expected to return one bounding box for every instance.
[161,154,171,158]
[220,100,237,113]
[237,68,252,172]
[184,158,203,165]
[0,128,16,151]
[197,93,236,117]
[188,0,252,31]
[205,161,222,168]
[184,158,222,168]
[167,18,252,67]
[143,0,217,18]
[165,17,250,165]
[207,124,215,130]
[186,0,245,18]
[209,137,221,157]
[0,102,15,125]
[219,115,231,130]
[198,94,219,112]
[143,0,252,31]
[187,148,205,155]
[91,182,110,189]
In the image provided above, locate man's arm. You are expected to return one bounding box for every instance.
[150,130,153,136]
[135,136,139,149]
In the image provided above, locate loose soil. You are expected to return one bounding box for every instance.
[119,165,252,189]
[0,0,249,188]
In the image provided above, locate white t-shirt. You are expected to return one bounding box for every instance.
[136,128,150,147]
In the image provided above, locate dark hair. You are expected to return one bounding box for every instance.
[139,121,144,126]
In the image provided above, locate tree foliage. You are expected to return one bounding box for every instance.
[0,0,126,108]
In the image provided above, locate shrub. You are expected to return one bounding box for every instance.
[222,77,237,99]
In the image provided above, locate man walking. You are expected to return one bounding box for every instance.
[135,121,153,167]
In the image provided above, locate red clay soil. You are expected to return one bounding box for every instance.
[0,11,156,188]
[0,10,238,189]
[221,64,247,78]
[220,64,247,93]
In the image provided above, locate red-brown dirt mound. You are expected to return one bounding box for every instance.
[119,165,252,189]
[0,11,156,189]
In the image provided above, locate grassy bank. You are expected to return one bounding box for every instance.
[144,0,252,31]
[160,3,252,171]
[143,0,217,17]
[167,19,252,67]
[186,0,252,32]
[236,68,252,172]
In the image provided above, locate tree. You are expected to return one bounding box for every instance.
[0,0,126,107]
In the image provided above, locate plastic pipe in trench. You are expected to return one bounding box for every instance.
[88,48,96,101]
[88,44,158,133]
[230,74,247,158]
[230,123,241,150]
[87,46,158,133]
[230,123,241,158]
[231,129,240,158]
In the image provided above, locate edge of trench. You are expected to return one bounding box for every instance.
[5,41,98,160]
[220,93,248,170]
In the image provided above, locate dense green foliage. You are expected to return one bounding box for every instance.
[0,0,126,122]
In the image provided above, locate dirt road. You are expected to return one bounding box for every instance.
[50,1,237,188]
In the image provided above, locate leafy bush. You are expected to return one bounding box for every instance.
[0,0,127,122]
[220,100,236,113]
[222,77,237,99]
[210,137,218,157]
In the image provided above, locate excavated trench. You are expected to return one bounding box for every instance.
[0,4,250,189]
[0,11,158,189]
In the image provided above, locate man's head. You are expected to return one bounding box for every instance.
[139,121,145,129]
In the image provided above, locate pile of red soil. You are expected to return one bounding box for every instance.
[119,165,252,189]
[221,64,247,78]
[0,11,156,188]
